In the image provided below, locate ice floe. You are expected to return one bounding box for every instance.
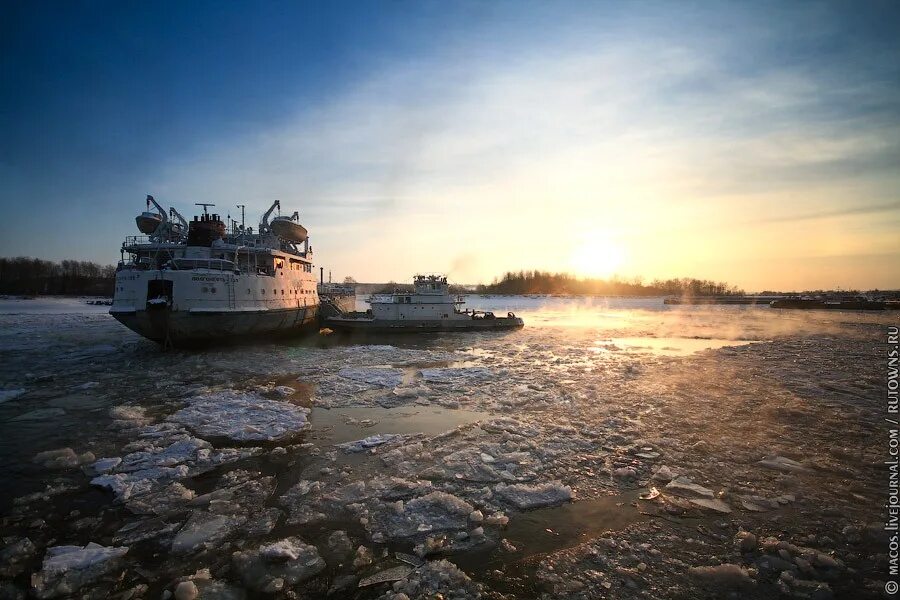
[495,481,573,510]
[338,367,403,387]
[336,433,421,453]
[31,543,128,599]
[375,559,481,600]
[232,537,326,593]
[169,390,310,442]
[361,491,475,540]
[420,367,494,384]
[91,428,260,509]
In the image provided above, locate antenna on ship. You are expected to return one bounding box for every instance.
[236,204,245,231]
[195,203,215,216]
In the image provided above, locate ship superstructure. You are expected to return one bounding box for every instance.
[324,274,523,332]
[111,196,319,345]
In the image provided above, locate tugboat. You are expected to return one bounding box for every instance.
[324,274,524,332]
[110,197,320,346]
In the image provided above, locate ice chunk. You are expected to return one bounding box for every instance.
[31,543,128,599]
[0,388,25,404]
[338,367,403,387]
[87,457,122,475]
[384,559,479,599]
[758,455,808,473]
[495,481,573,510]
[420,367,493,384]
[171,513,246,555]
[664,477,715,499]
[689,498,732,513]
[336,433,418,453]
[91,435,259,504]
[259,539,303,561]
[233,537,325,592]
[109,405,150,427]
[0,537,37,578]
[366,491,474,540]
[169,390,310,442]
[11,407,65,421]
[174,580,198,600]
[33,448,80,469]
[689,563,754,588]
[359,565,414,587]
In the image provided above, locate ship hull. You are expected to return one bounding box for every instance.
[112,305,319,346]
[324,316,523,333]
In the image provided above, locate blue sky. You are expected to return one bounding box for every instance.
[1,1,898,290]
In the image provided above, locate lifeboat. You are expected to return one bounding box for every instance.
[271,216,308,243]
[135,211,162,234]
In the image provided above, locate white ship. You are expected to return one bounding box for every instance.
[111,196,319,346]
[324,274,524,332]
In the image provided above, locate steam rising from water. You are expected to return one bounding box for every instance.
[465,295,892,342]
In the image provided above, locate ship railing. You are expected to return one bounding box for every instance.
[169,258,236,272]
[123,235,152,247]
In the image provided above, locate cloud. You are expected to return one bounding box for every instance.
[145,5,900,287]
[746,200,900,225]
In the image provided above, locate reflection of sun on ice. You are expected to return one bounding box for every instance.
[571,236,625,278]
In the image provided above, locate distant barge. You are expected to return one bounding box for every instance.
[770,298,890,311]
[665,295,898,311]
[324,274,524,332]
[664,296,781,305]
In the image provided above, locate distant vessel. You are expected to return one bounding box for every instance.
[664,296,781,305]
[770,296,886,310]
[111,197,319,346]
[324,274,524,332]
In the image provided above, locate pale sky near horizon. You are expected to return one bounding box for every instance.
[1,1,899,291]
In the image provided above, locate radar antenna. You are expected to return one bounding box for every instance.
[236,204,246,230]
[195,203,215,215]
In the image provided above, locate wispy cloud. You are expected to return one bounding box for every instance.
[142,4,900,288]
[747,201,900,225]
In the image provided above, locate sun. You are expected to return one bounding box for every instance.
[571,236,626,278]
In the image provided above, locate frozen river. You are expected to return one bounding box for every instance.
[0,295,894,599]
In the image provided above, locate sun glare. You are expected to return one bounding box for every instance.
[571,236,626,279]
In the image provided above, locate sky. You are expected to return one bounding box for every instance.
[1,1,899,291]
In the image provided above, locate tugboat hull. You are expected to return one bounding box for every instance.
[112,305,319,346]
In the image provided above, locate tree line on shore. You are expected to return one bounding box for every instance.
[475,271,745,296]
[0,257,116,296]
